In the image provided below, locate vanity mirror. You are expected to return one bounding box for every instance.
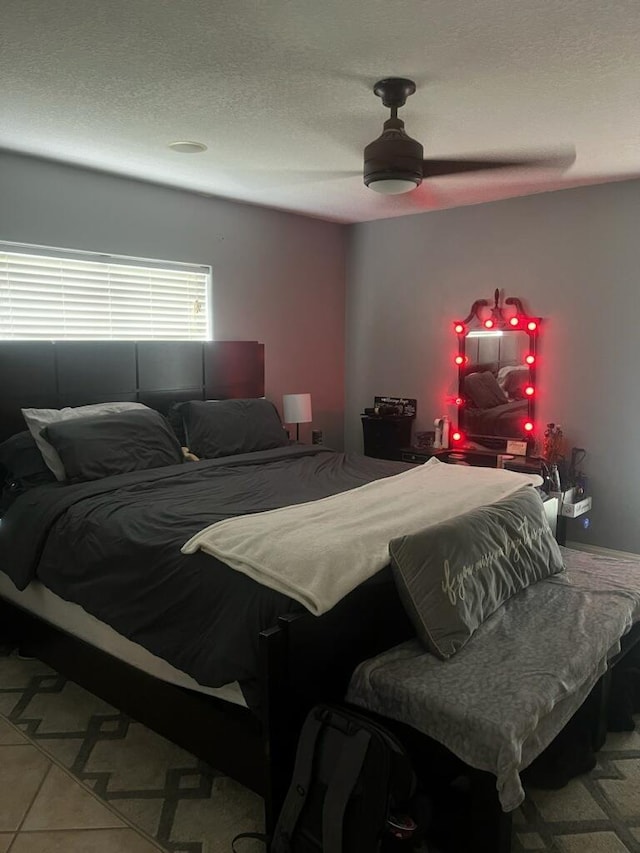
[453,291,539,450]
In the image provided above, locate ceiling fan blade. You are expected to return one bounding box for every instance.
[266,169,362,183]
[422,149,576,179]
[406,181,444,209]
[243,169,362,190]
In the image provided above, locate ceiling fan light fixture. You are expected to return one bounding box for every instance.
[367,177,420,195]
[363,111,424,195]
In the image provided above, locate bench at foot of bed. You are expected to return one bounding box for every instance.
[346,547,640,853]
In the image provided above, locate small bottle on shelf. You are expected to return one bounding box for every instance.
[549,463,562,494]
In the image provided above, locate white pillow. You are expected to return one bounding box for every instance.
[22,402,149,482]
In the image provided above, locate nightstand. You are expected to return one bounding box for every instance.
[362,415,414,460]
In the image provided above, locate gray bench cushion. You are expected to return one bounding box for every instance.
[347,547,640,812]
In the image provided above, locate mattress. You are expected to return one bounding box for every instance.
[0,572,247,708]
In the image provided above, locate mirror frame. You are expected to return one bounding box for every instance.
[452,292,540,451]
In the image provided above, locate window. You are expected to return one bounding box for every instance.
[0,243,211,340]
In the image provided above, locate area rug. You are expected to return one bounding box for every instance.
[0,652,263,852]
[512,727,640,853]
[0,651,638,852]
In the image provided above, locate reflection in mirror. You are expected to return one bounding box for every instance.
[460,330,530,440]
[453,292,539,449]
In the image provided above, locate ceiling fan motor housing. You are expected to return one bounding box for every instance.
[363,117,424,189]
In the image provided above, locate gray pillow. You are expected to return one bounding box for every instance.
[181,398,288,458]
[389,488,564,660]
[464,371,508,409]
[43,409,183,483]
[22,402,148,481]
[0,431,56,514]
[501,366,530,401]
[0,431,52,483]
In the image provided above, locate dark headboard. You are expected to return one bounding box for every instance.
[0,340,264,441]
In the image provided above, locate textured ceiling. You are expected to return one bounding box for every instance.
[1,0,639,223]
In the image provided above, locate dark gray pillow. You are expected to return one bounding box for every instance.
[0,431,51,481]
[502,366,530,401]
[167,402,188,446]
[0,431,56,513]
[390,488,564,660]
[43,409,184,482]
[181,398,288,458]
[464,371,508,409]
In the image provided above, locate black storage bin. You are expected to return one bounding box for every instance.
[361,416,414,461]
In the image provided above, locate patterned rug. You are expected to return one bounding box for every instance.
[512,727,640,853]
[0,651,638,852]
[0,652,263,852]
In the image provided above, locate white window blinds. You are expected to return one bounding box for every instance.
[0,246,211,340]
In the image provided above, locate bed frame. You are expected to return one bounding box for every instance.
[0,340,414,836]
[0,574,413,834]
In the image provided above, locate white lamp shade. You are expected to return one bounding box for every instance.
[283,393,312,424]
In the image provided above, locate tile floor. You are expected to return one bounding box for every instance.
[0,715,164,852]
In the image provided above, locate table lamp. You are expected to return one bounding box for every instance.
[283,393,312,442]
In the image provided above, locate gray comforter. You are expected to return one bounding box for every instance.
[347,547,640,811]
[0,445,409,709]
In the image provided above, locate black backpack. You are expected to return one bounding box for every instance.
[233,703,418,852]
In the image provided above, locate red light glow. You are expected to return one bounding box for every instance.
[455,397,463,406]
[527,320,538,332]
[524,386,535,396]
[484,319,494,329]
[524,421,534,433]
[452,431,462,442]
[455,355,465,365]
[525,355,535,365]
[454,323,465,334]
[509,317,519,327]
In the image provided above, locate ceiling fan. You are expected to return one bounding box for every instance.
[363,77,575,194]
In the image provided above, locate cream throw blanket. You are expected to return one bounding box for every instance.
[182,458,543,615]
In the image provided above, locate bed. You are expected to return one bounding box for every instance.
[0,339,418,830]
[1,441,416,710]
[2,340,636,851]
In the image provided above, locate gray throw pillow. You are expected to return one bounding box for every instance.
[0,431,56,515]
[44,409,183,482]
[501,366,530,401]
[181,398,288,458]
[22,402,148,481]
[464,371,508,409]
[389,488,564,660]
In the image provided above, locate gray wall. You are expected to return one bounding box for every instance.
[346,180,640,553]
[4,149,639,550]
[0,152,346,447]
